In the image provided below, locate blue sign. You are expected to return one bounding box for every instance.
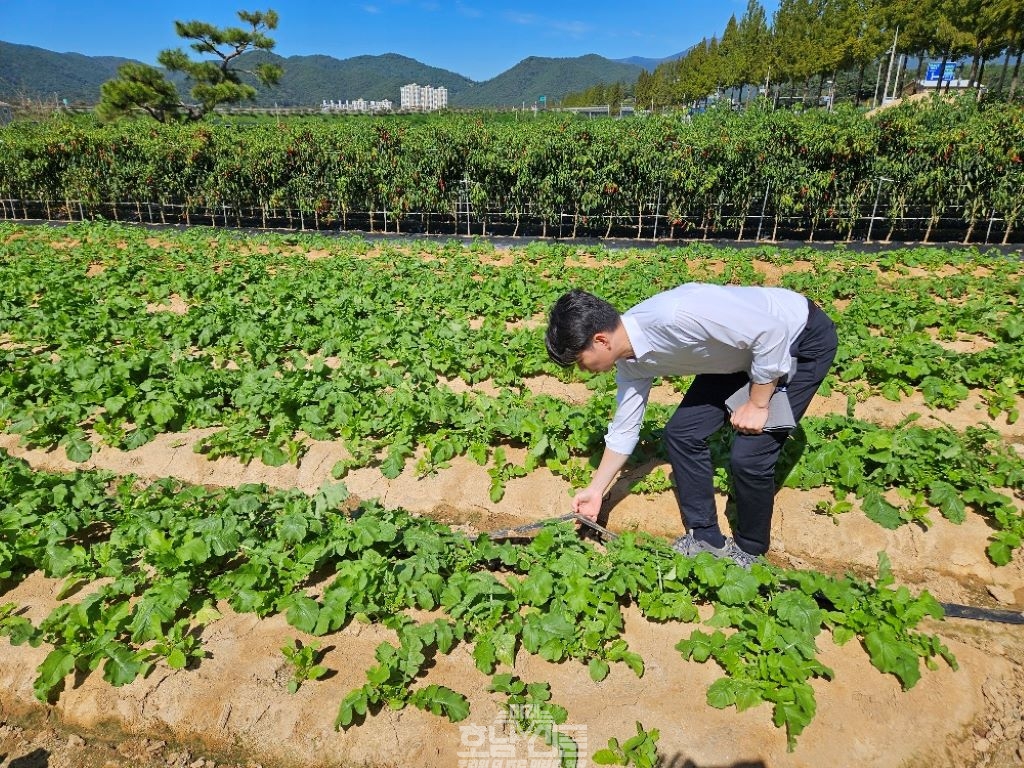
[925,63,956,83]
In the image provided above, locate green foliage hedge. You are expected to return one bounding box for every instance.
[1,96,1022,239]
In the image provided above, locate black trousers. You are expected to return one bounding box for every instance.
[663,300,838,555]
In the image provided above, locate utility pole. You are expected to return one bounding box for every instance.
[873,28,899,108]
[895,53,906,99]
[882,27,900,105]
[873,57,885,108]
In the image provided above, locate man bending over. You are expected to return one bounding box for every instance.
[545,284,837,567]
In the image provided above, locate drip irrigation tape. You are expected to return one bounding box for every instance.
[938,602,1024,625]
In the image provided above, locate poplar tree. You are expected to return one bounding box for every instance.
[718,16,745,98]
[737,0,771,101]
[932,0,976,93]
[875,0,939,91]
[837,0,888,104]
[813,0,852,101]
[680,39,721,105]
[983,0,1024,97]
[770,0,822,100]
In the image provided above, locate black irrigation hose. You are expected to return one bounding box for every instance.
[938,602,1024,625]
[8,218,1024,255]
[480,515,1024,625]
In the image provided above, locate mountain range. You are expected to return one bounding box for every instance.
[0,40,685,109]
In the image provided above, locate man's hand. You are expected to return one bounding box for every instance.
[730,400,769,435]
[571,486,603,521]
[570,448,628,524]
[730,379,777,435]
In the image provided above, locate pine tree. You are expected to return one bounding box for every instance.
[98,9,282,123]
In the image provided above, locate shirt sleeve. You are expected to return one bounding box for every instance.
[745,319,792,382]
[604,369,653,455]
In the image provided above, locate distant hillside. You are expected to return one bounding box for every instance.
[615,50,691,71]
[0,40,644,108]
[0,41,135,104]
[235,51,476,107]
[457,55,642,108]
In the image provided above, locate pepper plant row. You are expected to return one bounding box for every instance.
[1,96,1022,241]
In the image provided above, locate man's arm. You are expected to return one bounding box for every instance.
[572,447,630,521]
[573,371,653,520]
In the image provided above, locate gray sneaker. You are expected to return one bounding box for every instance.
[720,538,760,570]
[671,532,729,558]
[671,533,761,570]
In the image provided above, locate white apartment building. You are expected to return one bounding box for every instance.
[321,98,394,114]
[400,83,448,111]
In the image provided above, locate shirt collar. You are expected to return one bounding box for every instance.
[621,314,652,360]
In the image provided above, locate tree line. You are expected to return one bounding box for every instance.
[564,0,1023,111]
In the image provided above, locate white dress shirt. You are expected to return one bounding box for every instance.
[605,283,810,455]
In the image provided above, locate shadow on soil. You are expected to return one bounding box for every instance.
[599,422,810,539]
[661,757,767,768]
[4,748,50,767]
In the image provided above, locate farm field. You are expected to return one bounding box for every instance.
[1,221,1023,768]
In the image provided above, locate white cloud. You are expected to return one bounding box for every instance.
[362,4,381,13]
[501,11,590,37]
[550,19,590,36]
[504,12,538,25]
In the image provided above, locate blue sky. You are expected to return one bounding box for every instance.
[1,1,780,82]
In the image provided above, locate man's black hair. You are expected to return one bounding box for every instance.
[545,289,620,367]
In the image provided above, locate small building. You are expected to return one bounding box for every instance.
[321,98,393,114]
[558,105,611,118]
[0,101,13,126]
